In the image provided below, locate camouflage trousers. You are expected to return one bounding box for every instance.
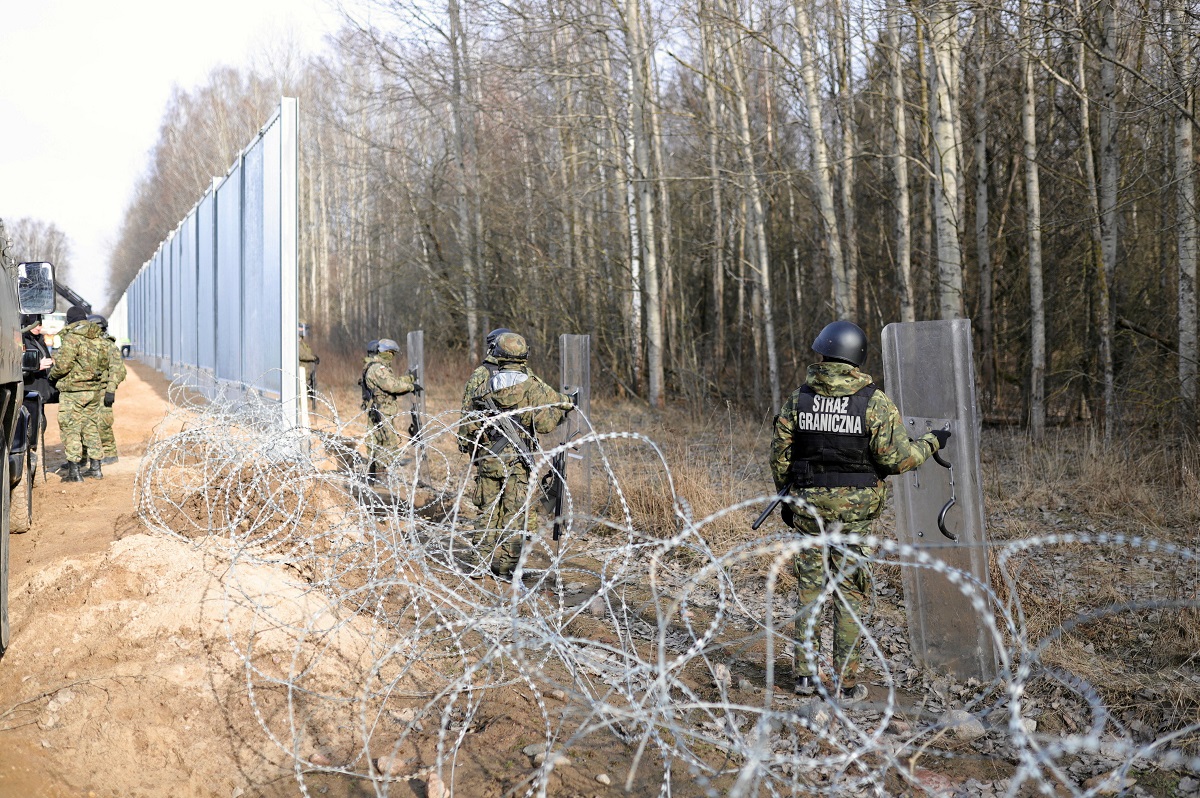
[59,390,103,464]
[472,459,536,577]
[367,415,402,471]
[99,406,117,458]
[792,531,873,688]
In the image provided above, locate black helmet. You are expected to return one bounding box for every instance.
[812,321,867,367]
[88,314,109,331]
[377,338,401,355]
[494,332,528,362]
[485,327,512,353]
[366,339,380,355]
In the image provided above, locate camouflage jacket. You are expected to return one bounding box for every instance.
[461,364,571,464]
[362,354,416,416]
[770,361,941,533]
[49,321,111,392]
[104,334,127,393]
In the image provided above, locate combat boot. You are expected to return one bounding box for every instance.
[63,462,83,483]
[84,459,103,479]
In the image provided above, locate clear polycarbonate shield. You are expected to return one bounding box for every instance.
[406,330,426,443]
[881,319,997,681]
[559,334,592,524]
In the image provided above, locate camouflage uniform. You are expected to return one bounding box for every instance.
[48,319,111,465]
[299,336,319,399]
[461,345,572,577]
[98,332,127,460]
[770,361,941,688]
[459,355,500,452]
[361,351,416,470]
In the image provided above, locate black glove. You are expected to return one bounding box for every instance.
[781,504,796,529]
[930,428,951,449]
[103,391,115,407]
[412,382,424,395]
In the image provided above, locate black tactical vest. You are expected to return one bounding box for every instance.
[788,384,881,488]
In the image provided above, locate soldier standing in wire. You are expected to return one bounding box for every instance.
[769,321,950,703]
[460,332,573,580]
[359,338,421,483]
[458,327,510,452]
[88,314,126,465]
[49,306,111,482]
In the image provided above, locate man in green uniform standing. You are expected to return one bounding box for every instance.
[460,332,573,579]
[360,338,420,482]
[49,306,111,482]
[458,327,510,452]
[770,321,950,703]
[88,314,126,465]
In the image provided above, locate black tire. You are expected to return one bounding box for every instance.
[10,453,31,534]
[1,444,10,655]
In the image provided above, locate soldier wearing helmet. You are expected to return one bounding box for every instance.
[769,321,950,704]
[458,328,513,453]
[359,337,421,482]
[85,314,126,465]
[460,332,574,580]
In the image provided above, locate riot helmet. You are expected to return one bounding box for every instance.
[88,314,109,331]
[493,332,528,362]
[812,321,867,367]
[366,339,380,355]
[485,327,512,354]
[377,338,401,355]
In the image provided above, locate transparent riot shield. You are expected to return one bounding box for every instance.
[881,319,997,681]
[406,330,426,448]
[559,334,592,529]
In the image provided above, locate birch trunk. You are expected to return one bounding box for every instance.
[889,0,915,323]
[1098,0,1118,441]
[930,0,964,318]
[974,11,993,402]
[1170,2,1197,431]
[723,0,780,408]
[1021,0,1045,439]
[793,0,848,318]
[625,0,663,407]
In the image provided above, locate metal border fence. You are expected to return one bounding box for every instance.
[119,98,300,430]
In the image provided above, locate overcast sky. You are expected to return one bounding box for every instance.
[0,0,344,309]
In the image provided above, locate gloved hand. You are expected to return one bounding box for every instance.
[103,391,115,407]
[412,382,424,395]
[930,428,951,449]
[781,504,796,529]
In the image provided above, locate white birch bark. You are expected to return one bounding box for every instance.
[889,0,915,323]
[930,0,964,318]
[1021,0,1045,439]
[1098,0,1118,440]
[793,0,849,317]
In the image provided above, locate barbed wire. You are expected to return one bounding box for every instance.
[135,371,1200,798]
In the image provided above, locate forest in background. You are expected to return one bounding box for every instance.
[102,0,1200,441]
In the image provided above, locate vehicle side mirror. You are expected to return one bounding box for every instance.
[18,262,55,314]
[21,349,41,372]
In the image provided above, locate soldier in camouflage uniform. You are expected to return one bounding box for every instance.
[86,315,127,465]
[360,338,420,482]
[770,321,950,703]
[460,332,573,579]
[458,327,510,453]
[49,306,112,482]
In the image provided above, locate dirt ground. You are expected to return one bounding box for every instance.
[0,362,290,798]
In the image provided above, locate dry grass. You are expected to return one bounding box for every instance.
[311,351,1199,744]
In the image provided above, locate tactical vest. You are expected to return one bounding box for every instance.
[788,384,881,488]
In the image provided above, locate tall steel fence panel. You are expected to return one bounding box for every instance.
[121,98,300,430]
